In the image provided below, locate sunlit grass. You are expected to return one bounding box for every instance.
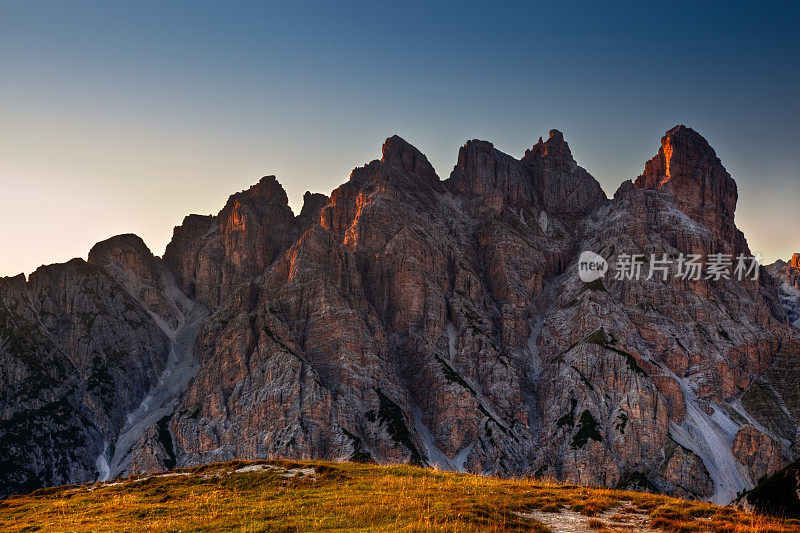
[0,460,796,532]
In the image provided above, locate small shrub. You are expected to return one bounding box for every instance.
[581,505,604,517]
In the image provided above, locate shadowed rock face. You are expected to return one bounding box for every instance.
[1,127,799,504]
[381,135,439,183]
[89,234,182,328]
[522,129,607,219]
[0,259,171,495]
[767,253,800,327]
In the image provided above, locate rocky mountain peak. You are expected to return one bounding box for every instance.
[296,191,330,234]
[88,234,160,282]
[522,129,606,218]
[446,131,606,217]
[521,128,573,171]
[299,191,329,219]
[633,125,740,245]
[220,175,291,215]
[381,135,439,182]
[0,272,26,292]
[88,233,183,327]
[163,175,297,307]
[789,253,800,270]
[446,139,539,210]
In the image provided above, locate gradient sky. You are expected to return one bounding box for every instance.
[1,1,798,277]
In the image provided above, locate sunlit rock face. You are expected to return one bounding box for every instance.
[163,176,296,308]
[163,176,331,309]
[632,125,745,250]
[1,127,799,504]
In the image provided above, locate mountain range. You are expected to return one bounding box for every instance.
[1,125,798,505]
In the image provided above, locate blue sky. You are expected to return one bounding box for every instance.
[1,1,798,275]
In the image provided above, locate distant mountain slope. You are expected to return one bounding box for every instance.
[767,254,800,327]
[1,126,798,503]
[0,254,172,495]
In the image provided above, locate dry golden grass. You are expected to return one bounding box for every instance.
[0,460,796,532]
[587,517,605,528]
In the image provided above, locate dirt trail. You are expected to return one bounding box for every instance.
[520,504,656,532]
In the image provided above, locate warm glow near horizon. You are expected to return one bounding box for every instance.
[1,1,798,277]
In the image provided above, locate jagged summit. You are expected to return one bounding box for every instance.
[632,125,741,247]
[521,129,607,218]
[381,134,439,182]
[88,234,156,270]
[634,125,730,194]
[297,191,329,234]
[221,175,292,214]
[521,128,572,169]
[299,191,329,218]
[664,124,707,143]
[445,128,607,218]
[447,138,529,206]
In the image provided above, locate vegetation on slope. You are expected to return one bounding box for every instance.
[0,460,798,532]
[738,458,800,519]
